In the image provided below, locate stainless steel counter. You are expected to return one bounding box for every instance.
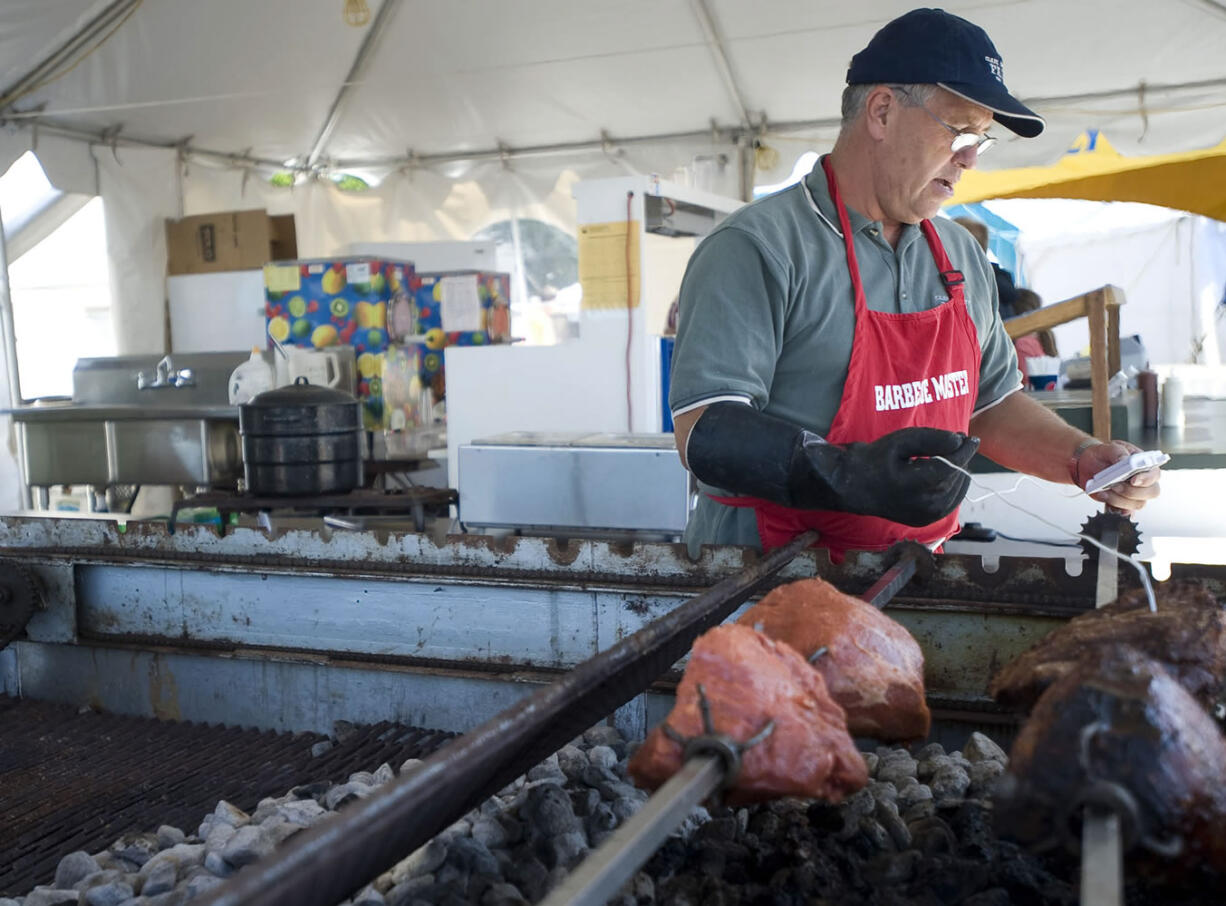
[972,390,1226,472]
[12,403,238,421]
[1132,395,1226,469]
[8,352,248,489]
[458,431,690,536]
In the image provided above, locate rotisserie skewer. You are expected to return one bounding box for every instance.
[1081,512,1129,906]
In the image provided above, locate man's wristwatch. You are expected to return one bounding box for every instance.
[1068,437,1103,486]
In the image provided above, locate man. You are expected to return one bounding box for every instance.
[669,7,1161,558]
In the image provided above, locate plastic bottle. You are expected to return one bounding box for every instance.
[1160,374,1184,428]
[1137,370,1159,428]
[228,348,275,405]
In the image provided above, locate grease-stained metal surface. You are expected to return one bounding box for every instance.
[0,516,789,589]
[7,641,558,736]
[0,694,454,897]
[9,514,1218,607]
[5,515,1226,742]
[73,565,613,668]
[891,607,1070,700]
[4,518,1226,732]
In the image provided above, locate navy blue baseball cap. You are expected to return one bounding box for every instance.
[847,8,1044,138]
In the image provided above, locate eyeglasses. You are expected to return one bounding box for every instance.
[893,87,997,155]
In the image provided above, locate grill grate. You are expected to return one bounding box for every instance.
[0,695,454,896]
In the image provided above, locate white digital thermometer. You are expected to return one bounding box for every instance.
[1083,450,1169,495]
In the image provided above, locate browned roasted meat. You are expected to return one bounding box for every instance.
[993,646,1226,873]
[627,623,868,805]
[990,580,1226,712]
[736,577,930,742]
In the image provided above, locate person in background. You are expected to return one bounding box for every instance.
[954,216,1018,318]
[1010,288,1058,379]
[668,8,1162,560]
[663,295,680,337]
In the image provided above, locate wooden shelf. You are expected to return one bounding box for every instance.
[1003,285,1124,441]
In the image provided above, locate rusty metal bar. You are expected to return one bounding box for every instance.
[859,544,925,610]
[539,754,726,906]
[196,531,820,906]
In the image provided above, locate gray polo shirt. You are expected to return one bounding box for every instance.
[670,158,1022,549]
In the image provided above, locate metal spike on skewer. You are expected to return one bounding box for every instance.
[1078,721,1123,906]
[1079,513,1130,903]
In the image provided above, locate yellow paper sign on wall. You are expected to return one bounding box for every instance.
[263,264,301,294]
[578,221,640,310]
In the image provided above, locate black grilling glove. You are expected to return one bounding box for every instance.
[686,402,980,527]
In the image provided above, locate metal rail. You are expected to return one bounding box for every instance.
[860,542,926,611]
[0,200,31,509]
[1081,807,1123,906]
[1080,523,1125,906]
[1094,519,1121,609]
[196,531,820,906]
[544,754,726,906]
[538,542,926,906]
[8,511,1203,609]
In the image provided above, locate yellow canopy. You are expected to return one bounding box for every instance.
[948,131,1226,221]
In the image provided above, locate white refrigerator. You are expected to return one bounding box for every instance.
[167,270,267,353]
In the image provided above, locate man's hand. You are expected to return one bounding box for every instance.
[1073,440,1162,513]
[798,427,981,525]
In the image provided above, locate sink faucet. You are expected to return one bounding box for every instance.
[137,355,196,390]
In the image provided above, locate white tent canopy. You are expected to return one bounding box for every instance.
[1,0,1225,355]
[5,0,1226,178]
[989,198,1226,370]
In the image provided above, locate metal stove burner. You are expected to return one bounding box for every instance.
[168,486,457,535]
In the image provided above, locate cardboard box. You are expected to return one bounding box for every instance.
[167,209,297,276]
[263,257,413,430]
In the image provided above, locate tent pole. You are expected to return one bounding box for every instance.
[11,73,1226,175]
[0,204,33,510]
[737,136,754,202]
[17,117,754,174]
[305,0,403,169]
[0,0,143,116]
[690,0,753,130]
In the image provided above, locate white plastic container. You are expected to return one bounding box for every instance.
[228,349,275,405]
[287,348,341,388]
[1160,374,1185,428]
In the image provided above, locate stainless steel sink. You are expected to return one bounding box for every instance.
[11,352,249,489]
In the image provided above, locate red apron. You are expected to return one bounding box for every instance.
[711,156,981,560]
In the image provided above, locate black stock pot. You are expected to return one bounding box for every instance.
[239,377,363,495]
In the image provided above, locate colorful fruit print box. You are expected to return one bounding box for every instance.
[389,271,512,348]
[264,257,415,430]
[386,271,512,398]
[264,257,412,353]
